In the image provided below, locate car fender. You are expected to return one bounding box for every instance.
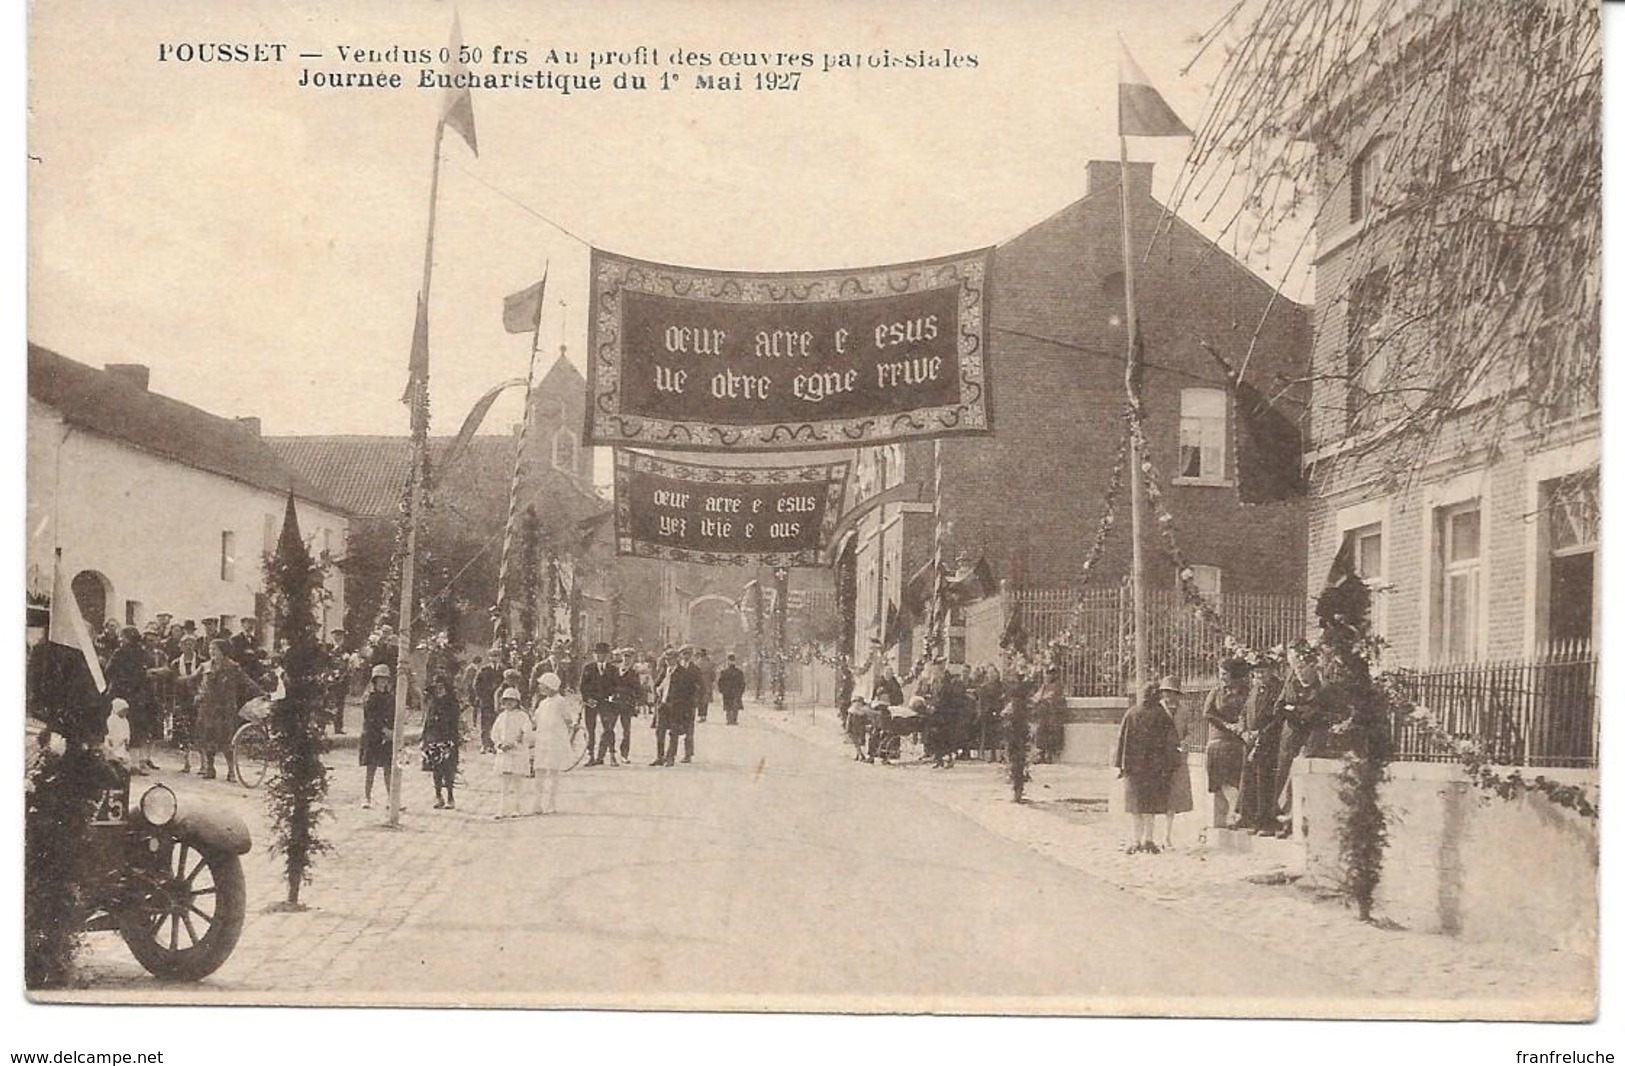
[170,807,252,856]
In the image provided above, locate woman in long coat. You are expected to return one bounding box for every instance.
[1114,682,1180,854]
[1157,677,1195,849]
[360,664,396,809]
[189,638,264,783]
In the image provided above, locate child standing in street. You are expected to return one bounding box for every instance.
[529,672,573,815]
[490,687,532,820]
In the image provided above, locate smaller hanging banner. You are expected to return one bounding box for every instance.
[586,247,992,451]
[615,450,849,567]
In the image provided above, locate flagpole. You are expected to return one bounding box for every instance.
[493,290,548,645]
[387,118,446,828]
[1118,131,1150,703]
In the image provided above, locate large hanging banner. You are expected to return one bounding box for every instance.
[586,247,993,451]
[614,450,849,567]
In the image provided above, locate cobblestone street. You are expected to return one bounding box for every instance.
[45,702,1591,1018]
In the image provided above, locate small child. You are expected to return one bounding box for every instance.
[104,698,132,771]
[490,687,532,820]
[845,698,871,761]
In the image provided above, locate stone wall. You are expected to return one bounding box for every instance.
[1292,758,1597,953]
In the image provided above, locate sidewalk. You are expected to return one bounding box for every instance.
[759,699,1593,1011]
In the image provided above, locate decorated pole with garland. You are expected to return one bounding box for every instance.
[263,494,332,908]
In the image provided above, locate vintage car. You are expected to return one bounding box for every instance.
[28,717,252,981]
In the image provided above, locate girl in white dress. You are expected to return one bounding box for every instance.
[530,672,573,815]
[490,687,532,819]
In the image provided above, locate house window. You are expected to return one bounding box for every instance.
[1542,469,1598,651]
[552,428,578,473]
[1177,388,1227,482]
[1341,521,1385,635]
[220,531,236,582]
[1181,564,1222,600]
[1432,503,1483,663]
[262,512,276,555]
[125,600,142,627]
[1346,270,1390,431]
[1350,138,1385,224]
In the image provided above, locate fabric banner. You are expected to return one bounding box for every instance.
[614,450,849,567]
[586,247,993,451]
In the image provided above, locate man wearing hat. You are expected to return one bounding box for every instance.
[656,645,703,766]
[717,652,747,726]
[614,647,642,761]
[578,641,618,766]
[169,632,204,773]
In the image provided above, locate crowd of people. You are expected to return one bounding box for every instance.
[838,657,1068,769]
[359,638,753,820]
[1114,645,1334,854]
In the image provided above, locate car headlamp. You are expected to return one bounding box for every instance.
[138,784,177,827]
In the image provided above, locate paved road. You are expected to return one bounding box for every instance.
[68,707,1369,1013]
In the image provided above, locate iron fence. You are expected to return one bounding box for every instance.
[998,585,1307,698]
[1386,642,1597,769]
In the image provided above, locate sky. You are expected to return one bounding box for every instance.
[27,0,1300,448]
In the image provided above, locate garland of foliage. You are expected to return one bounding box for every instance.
[24,743,101,987]
[263,497,332,909]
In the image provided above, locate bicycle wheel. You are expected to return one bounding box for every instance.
[230,721,272,789]
[563,719,591,772]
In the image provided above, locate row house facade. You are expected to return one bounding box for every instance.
[1300,19,1599,767]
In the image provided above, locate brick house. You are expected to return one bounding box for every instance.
[840,160,1312,676]
[1297,15,1598,769]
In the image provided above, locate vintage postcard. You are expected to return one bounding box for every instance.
[15,0,1607,1052]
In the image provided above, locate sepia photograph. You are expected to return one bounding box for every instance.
[11,0,1613,1054]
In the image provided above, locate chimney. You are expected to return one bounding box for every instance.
[235,416,262,436]
[1086,160,1155,202]
[104,363,151,391]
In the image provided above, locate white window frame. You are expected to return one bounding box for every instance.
[1419,471,1491,667]
[1523,439,1601,655]
[1335,498,1389,642]
[1350,137,1385,225]
[1174,387,1231,487]
[1181,564,1222,600]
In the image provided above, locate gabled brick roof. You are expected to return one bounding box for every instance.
[27,343,347,514]
[268,433,608,520]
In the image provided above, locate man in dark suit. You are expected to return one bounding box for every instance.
[614,647,641,762]
[659,645,703,766]
[578,642,618,766]
[717,653,747,725]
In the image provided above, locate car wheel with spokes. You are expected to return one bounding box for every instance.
[118,839,246,981]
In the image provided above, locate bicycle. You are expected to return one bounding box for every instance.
[229,697,274,790]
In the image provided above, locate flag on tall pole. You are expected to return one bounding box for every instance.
[1118,40,1192,138]
[441,12,479,156]
[503,272,548,335]
[493,268,550,641]
[401,292,430,438]
[1114,37,1190,700]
